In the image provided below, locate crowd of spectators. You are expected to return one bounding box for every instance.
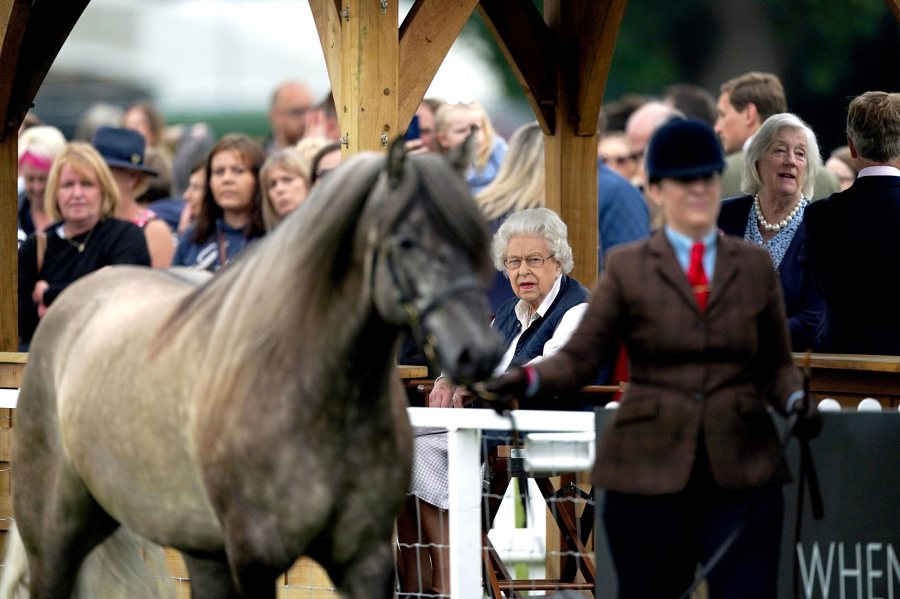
[11,69,899,599]
[15,73,899,356]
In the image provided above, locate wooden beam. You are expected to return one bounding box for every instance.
[886,0,900,23]
[398,0,478,126]
[573,0,628,136]
[6,0,91,131]
[0,0,29,352]
[309,0,343,116]
[543,1,599,286]
[340,0,398,153]
[0,0,29,140]
[476,0,556,134]
[0,136,18,352]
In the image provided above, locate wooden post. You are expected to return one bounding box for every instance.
[0,0,90,350]
[542,2,598,287]
[885,0,900,23]
[542,1,628,289]
[0,1,28,352]
[398,0,479,125]
[312,1,478,148]
[339,0,398,154]
[309,0,343,107]
[0,135,17,351]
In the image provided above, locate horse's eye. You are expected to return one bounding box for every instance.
[397,238,415,250]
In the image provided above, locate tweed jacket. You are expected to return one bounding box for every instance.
[532,230,802,495]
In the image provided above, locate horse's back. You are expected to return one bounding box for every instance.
[23,265,226,549]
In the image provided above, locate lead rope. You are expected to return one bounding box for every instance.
[677,352,823,599]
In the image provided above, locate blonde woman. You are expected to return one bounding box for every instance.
[475,122,546,312]
[17,125,67,241]
[476,122,545,221]
[260,148,310,231]
[435,100,507,194]
[17,142,150,347]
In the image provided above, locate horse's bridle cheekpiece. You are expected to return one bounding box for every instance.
[371,147,486,363]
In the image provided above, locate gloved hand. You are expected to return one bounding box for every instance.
[481,366,534,414]
[791,395,823,441]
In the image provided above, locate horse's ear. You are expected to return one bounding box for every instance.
[387,136,407,189]
[446,127,476,177]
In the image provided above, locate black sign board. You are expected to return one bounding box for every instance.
[594,411,900,599]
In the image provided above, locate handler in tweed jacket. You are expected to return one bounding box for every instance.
[491,119,803,599]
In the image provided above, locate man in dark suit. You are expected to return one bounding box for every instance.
[490,119,805,598]
[804,91,900,355]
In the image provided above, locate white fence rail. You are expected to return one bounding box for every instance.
[406,407,596,599]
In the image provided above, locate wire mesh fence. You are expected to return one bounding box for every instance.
[401,408,597,598]
[0,407,597,598]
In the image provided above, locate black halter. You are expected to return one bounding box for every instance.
[368,188,486,362]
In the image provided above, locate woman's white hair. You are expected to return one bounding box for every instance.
[17,125,66,164]
[741,112,821,199]
[491,207,574,276]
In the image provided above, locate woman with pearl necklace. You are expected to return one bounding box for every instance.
[718,112,825,351]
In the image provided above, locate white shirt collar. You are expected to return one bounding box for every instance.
[857,165,900,178]
[513,275,563,329]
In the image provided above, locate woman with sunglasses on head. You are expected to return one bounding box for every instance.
[598,131,639,182]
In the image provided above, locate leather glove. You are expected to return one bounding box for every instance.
[482,366,535,414]
[791,395,823,441]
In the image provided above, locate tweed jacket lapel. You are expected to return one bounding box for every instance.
[648,230,700,313]
[707,233,740,312]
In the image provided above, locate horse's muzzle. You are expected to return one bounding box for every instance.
[442,332,504,387]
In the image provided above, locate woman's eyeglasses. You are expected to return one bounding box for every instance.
[504,254,554,270]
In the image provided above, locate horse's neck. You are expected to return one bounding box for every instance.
[318,276,398,381]
[347,310,401,382]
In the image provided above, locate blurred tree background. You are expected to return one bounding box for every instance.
[465,0,899,154]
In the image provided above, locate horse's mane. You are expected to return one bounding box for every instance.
[153,149,490,360]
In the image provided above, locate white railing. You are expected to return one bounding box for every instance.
[406,407,596,599]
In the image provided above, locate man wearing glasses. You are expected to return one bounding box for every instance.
[265,80,314,153]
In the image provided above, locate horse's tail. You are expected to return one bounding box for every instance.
[0,523,175,599]
[0,523,30,599]
[73,527,176,599]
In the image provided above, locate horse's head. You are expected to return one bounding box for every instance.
[364,139,504,386]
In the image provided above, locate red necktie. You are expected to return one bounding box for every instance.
[688,241,709,311]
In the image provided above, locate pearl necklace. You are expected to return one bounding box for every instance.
[753,194,805,232]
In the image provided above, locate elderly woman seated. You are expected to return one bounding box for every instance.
[397,207,607,597]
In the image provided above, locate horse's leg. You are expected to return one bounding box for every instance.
[22,468,119,598]
[322,539,397,599]
[181,552,242,599]
[215,503,287,599]
[223,538,280,599]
